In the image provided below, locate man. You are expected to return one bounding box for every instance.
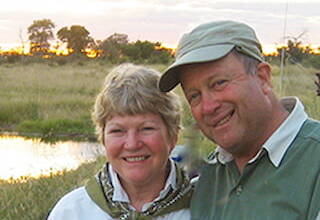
[159,20,320,220]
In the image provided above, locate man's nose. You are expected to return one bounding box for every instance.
[201,92,221,114]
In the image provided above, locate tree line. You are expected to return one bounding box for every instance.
[265,34,320,69]
[0,18,174,64]
[1,18,320,68]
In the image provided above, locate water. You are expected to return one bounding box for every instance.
[0,135,105,180]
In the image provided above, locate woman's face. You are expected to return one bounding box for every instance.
[104,113,177,188]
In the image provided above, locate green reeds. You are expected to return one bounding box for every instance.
[0,157,105,220]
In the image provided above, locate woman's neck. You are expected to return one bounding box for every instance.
[120,163,171,212]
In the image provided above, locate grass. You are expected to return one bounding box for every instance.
[1,61,320,219]
[1,60,319,147]
[0,156,105,220]
[271,63,320,120]
[1,60,319,146]
[0,62,171,141]
[0,62,108,138]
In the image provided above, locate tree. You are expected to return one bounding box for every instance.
[105,33,129,45]
[27,19,55,54]
[286,39,305,63]
[57,25,94,54]
[315,73,320,96]
[123,40,154,62]
[276,32,308,64]
[122,40,172,64]
[98,33,129,62]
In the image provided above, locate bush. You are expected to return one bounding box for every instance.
[17,118,94,137]
[304,54,320,69]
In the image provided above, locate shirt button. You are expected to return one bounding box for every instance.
[236,185,243,195]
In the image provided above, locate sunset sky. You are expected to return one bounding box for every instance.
[0,0,319,53]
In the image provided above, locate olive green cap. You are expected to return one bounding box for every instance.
[159,20,264,92]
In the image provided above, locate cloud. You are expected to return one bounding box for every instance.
[0,0,319,47]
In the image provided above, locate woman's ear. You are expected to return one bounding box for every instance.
[169,132,179,153]
[256,62,272,94]
[101,126,106,146]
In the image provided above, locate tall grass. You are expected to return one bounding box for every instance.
[0,156,105,220]
[0,62,108,126]
[1,61,319,146]
[1,61,319,143]
[0,62,173,141]
[272,64,320,119]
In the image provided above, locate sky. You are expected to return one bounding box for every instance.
[0,0,319,53]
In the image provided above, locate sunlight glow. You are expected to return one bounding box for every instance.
[262,44,280,56]
[0,136,104,182]
[309,44,320,54]
[0,42,97,57]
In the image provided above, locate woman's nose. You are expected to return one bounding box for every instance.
[124,131,141,150]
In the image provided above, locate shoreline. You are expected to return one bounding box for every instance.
[0,130,97,143]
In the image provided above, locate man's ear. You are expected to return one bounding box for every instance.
[256,62,272,94]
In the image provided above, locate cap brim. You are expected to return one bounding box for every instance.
[159,44,234,92]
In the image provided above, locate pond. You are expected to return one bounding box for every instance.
[0,135,105,181]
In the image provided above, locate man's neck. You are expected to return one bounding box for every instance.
[234,103,290,174]
[233,146,262,174]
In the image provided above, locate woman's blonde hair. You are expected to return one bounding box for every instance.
[92,63,182,144]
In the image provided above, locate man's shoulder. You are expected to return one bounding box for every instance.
[299,119,320,143]
[289,118,320,162]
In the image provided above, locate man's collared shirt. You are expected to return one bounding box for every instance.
[213,96,307,166]
[191,97,320,220]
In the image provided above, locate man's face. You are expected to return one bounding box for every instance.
[180,53,273,155]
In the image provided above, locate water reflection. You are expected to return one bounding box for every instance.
[0,135,105,180]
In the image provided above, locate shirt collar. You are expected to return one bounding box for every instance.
[109,159,177,207]
[262,97,307,166]
[213,97,307,167]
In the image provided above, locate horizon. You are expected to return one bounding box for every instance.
[1,41,319,56]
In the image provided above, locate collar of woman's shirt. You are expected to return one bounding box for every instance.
[109,159,177,212]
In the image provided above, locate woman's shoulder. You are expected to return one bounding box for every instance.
[55,187,88,207]
[47,187,89,219]
[47,187,112,219]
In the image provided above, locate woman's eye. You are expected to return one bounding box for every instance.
[109,129,123,133]
[105,128,125,137]
[142,126,154,131]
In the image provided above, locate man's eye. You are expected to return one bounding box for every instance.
[211,80,228,90]
[191,93,199,99]
[217,80,227,85]
[188,92,200,105]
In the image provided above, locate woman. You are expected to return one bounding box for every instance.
[48,64,192,219]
